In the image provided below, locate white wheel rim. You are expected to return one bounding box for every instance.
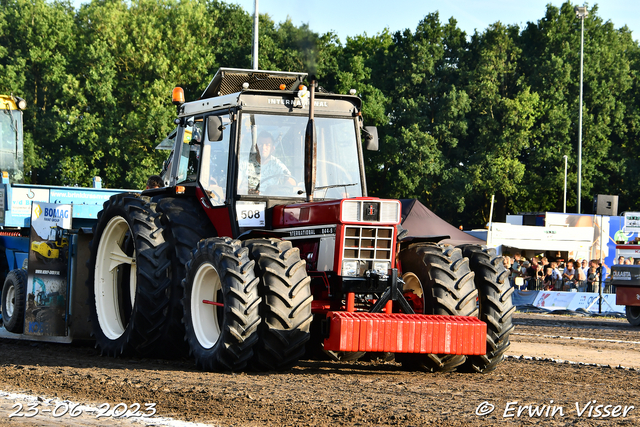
[94,216,137,340]
[402,272,423,297]
[191,263,222,349]
[5,284,15,318]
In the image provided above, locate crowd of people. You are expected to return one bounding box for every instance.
[502,252,610,293]
[616,255,640,265]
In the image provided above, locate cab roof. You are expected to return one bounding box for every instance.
[201,68,307,99]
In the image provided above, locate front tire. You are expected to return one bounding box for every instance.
[459,245,515,373]
[396,243,477,372]
[182,238,261,371]
[243,238,313,370]
[87,193,173,356]
[2,269,27,333]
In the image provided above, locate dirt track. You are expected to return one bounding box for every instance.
[0,312,639,426]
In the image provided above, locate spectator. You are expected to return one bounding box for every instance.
[598,261,610,288]
[522,261,533,289]
[576,265,587,292]
[550,262,562,290]
[531,257,540,270]
[624,258,631,265]
[580,259,589,281]
[146,175,164,189]
[543,267,555,291]
[503,256,512,271]
[512,253,522,271]
[617,255,625,265]
[541,257,549,270]
[587,266,599,292]
[510,254,523,287]
[562,261,576,291]
[533,263,544,290]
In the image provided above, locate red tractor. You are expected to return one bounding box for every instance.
[87,69,514,373]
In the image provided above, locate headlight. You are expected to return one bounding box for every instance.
[373,261,390,275]
[342,260,359,277]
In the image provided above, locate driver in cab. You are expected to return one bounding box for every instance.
[247,131,296,194]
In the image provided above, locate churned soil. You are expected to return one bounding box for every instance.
[0,312,639,426]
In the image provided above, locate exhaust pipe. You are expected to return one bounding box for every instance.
[304,77,317,202]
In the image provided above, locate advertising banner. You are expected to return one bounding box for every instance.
[531,290,624,314]
[24,202,72,336]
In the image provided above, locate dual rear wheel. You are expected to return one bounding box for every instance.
[88,194,312,371]
[182,237,312,371]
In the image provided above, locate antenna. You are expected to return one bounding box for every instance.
[252,0,259,70]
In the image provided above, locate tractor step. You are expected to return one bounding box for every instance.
[323,312,486,355]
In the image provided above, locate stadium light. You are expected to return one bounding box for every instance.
[575,5,588,213]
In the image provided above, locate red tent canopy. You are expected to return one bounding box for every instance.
[400,199,484,246]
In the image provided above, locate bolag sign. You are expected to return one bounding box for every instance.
[24,202,72,337]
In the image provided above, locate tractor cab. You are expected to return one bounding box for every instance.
[158,68,375,236]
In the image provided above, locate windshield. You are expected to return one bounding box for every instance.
[237,113,362,199]
[0,109,24,183]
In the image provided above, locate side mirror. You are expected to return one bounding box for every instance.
[363,126,378,151]
[207,116,223,142]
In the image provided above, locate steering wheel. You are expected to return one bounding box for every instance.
[262,174,297,196]
[316,160,353,183]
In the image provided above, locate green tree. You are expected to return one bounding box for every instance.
[460,23,539,225]
[519,2,635,214]
[55,0,221,189]
[0,0,77,182]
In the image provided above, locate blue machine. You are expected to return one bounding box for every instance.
[0,94,138,342]
[0,174,133,273]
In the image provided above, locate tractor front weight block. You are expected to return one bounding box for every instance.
[323,312,486,355]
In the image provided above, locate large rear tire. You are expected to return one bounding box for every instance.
[396,243,477,372]
[459,245,515,373]
[87,193,173,357]
[243,238,313,370]
[182,238,261,371]
[155,197,217,357]
[2,269,27,333]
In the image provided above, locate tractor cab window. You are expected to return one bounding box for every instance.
[176,118,203,184]
[199,114,231,205]
[0,108,24,183]
[236,113,362,199]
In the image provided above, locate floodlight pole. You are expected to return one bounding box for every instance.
[575,5,588,213]
[563,155,568,213]
[252,0,259,70]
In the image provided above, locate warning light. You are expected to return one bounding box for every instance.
[172,87,185,105]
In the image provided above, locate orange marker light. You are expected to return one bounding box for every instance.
[279,84,286,90]
[172,87,185,105]
[175,186,186,194]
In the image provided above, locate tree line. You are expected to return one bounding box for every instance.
[1,0,638,228]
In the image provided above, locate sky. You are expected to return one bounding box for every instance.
[70,0,639,42]
[227,0,639,42]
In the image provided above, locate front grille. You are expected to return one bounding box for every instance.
[341,200,400,223]
[342,226,394,274]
